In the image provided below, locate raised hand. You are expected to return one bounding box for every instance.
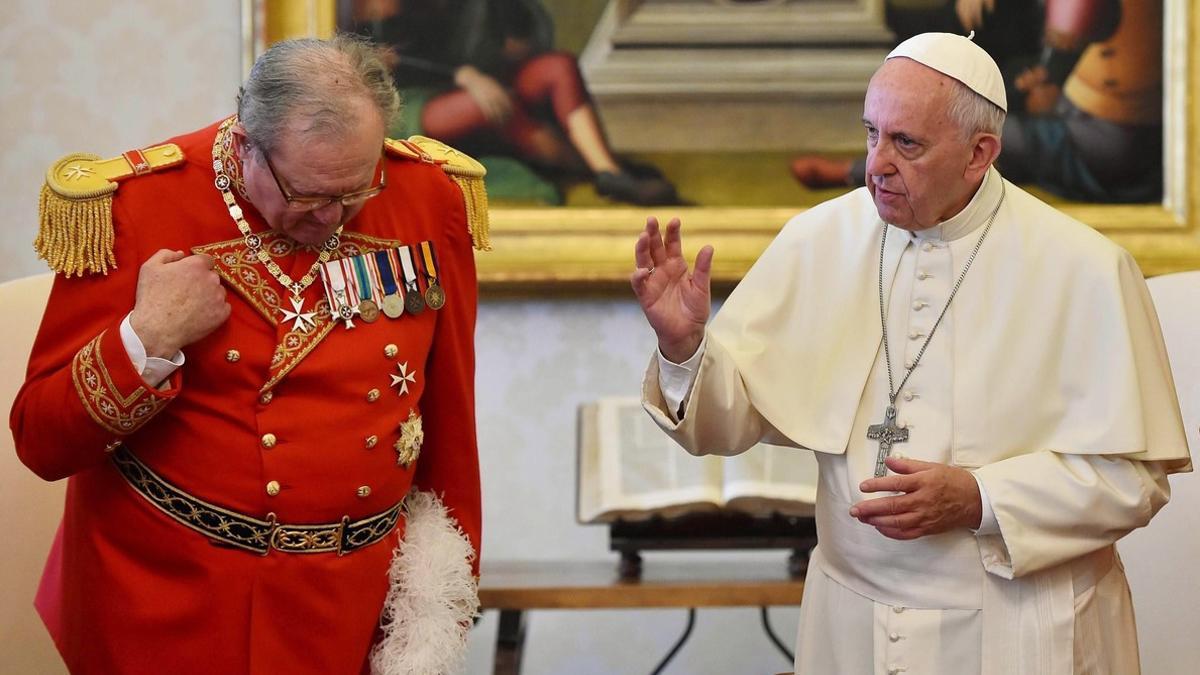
[630,217,714,363]
[129,250,231,359]
[849,456,983,540]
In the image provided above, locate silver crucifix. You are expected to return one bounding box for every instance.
[866,405,909,477]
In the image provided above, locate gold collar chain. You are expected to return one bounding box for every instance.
[211,117,342,331]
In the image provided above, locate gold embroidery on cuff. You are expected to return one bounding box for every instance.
[71,331,171,435]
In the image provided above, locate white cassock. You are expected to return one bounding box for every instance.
[642,167,1192,675]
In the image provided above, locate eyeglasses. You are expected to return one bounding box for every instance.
[261,148,387,212]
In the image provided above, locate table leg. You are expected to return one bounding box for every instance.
[493,609,526,675]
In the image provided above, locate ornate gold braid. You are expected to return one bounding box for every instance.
[112,446,404,555]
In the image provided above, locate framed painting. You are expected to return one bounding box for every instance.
[246,0,1200,291]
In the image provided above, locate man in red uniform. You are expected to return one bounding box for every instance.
[11,35,484,675]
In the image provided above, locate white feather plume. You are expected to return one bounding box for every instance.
[370,490,479,675]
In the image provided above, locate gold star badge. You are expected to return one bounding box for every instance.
[395,410,423,467]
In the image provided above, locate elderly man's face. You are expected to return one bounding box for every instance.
[242,101,386,246]
[862,58,978,231]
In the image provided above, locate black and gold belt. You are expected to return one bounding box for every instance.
[112,447,403,556]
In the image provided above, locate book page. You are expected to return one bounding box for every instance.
[722,443,819,517]
[578,397,724,523]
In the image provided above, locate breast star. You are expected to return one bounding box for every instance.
[389,361,417,396]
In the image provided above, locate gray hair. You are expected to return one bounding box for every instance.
[237,34,400,155]
[945,78,1005,140]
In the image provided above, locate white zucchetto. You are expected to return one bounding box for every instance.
[886,32,1007,112]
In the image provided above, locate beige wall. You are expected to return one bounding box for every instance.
[0,0,243,281]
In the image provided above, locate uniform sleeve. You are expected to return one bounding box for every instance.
[9,196,181,481]
[411,177,482,576]
[973,451,1170,579]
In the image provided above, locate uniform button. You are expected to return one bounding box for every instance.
[357,486,372,498]
[917,271,931,280]
[903,359,914,369]
[912,301,926,311]
[367,388,381,402]
[889,632,901,642]
[261,433,277,448]
[365,435,378,449]
[888,667,905,675]
[384,344,399,359]
[921,242,934,252]
[259,391,273,405]
[226,349,241,363]
[893,606,905,613]
[902,391,914,402]
[908,330,923,340]
[265,480,281,496]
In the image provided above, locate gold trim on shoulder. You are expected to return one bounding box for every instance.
[386,136,490,251]
[37,144,185,277]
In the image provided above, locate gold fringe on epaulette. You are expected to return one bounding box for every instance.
[450,174,491,251]
[36,184,117,276]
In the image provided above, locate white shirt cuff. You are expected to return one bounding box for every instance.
[972,472,1000,535]
[656,335,706,421]
[120,313,185,388]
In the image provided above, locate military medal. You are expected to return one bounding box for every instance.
[398,246,425,315]
[419,241,446,310]
[376,250,405,319]
[321,258,357,329]
[350,256,379,323]
[395,410,424,467]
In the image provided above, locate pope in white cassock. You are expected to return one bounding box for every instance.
[632,33,1192,675]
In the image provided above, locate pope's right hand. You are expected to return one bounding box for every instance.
[631,217,713,364]
[129,249,231,359]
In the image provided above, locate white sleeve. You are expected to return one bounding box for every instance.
[656,334,707,422]
[973,451,1170,579]
[120,313,186,389]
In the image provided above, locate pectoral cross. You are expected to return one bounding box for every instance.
[867,405,908,477]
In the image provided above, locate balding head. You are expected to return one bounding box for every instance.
[237,34,401,154]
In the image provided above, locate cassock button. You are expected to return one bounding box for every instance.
[902,391,914,402]
[921,242,934,252]
[261,433,277,448]
[917,271,931,280]
[367,388,381,402]
[889,632,901,642]
[384,344,399,359]
[908,330,923,340]
[366,435,379,449]
[357,486,372,498]
[903,359,914,369]
[259,391,273,405]
[911,301,926,311]
[893,606,905,614]
[226,349,241,363]
[266,480,281,496]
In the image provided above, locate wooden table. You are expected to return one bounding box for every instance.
[478,559,805,674]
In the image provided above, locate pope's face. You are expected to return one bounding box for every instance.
[862,58,978,231]
[240,102,385,246]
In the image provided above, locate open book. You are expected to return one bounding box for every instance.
[577,397,819,524]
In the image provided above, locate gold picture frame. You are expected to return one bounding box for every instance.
[245,0,1200,293]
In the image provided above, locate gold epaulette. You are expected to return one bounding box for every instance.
[37,144,185,276]
[385,137,490,251]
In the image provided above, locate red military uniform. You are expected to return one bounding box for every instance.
[11,119,484,674]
